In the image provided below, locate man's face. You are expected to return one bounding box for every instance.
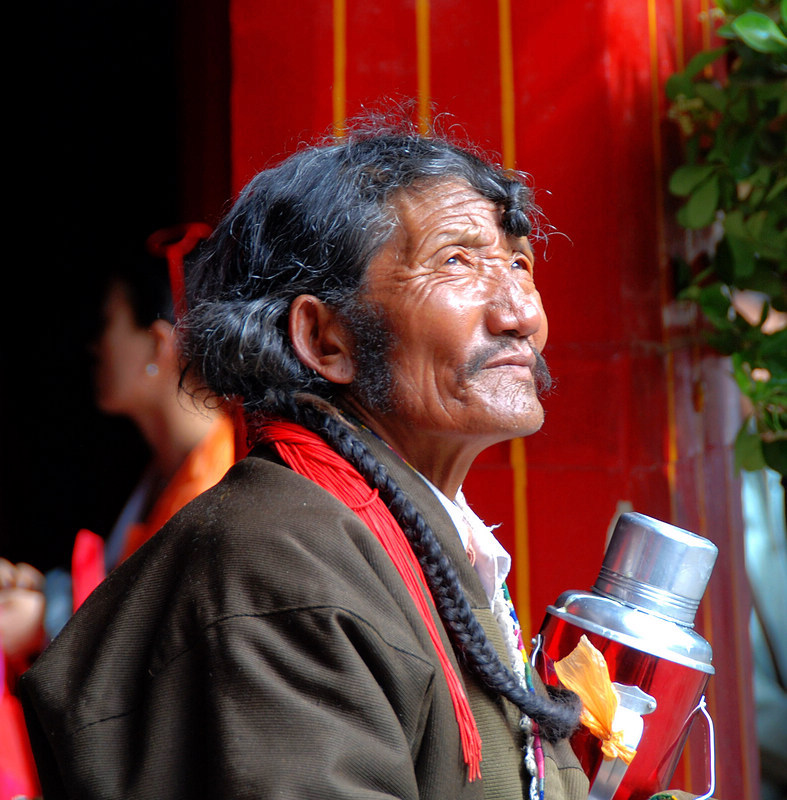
[347,179,549,449]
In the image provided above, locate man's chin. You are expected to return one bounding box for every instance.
[514,411,545,438]
[476,399,545,441]
[510,395,546,435]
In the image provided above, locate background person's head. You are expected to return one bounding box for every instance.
[93,224,213,419]
[92,228,217,475]
[92,248,175,418]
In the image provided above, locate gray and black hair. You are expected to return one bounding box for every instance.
[183,116,536,413]
[182,115,580,742]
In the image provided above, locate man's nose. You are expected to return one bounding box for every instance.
[485,276,543,338]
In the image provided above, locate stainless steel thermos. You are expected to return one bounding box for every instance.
[533,512,718,800]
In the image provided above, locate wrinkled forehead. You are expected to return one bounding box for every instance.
[385,178,528,260]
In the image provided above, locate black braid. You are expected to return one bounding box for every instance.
[271,401,580,743]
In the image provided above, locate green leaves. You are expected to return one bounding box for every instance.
[731,11,787,53]
[685,46,729,79]
[734,422,767,471]
[765,175,787,204]
[669,164,717,195]
[694,82,727,111]
[670,166,725,229]
[668,1,787,473]
[730,330,787,474]
[678,174,721,228]
[715,0,754,15]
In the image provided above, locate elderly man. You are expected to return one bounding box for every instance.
[20,123,701,800]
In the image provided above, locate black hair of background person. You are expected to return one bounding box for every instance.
[1,0,182,571]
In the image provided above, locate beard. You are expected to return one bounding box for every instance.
[339,299,398,413]
[341,298,553,415]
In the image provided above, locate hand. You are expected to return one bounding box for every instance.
[0,557,44,591]
[0,559,46,662]
[0,586,46,661]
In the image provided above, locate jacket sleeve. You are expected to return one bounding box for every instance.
[23,601,458,800]
[150,606,441,800]
[20,455,476,800]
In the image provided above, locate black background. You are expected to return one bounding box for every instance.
[3,2,195,571]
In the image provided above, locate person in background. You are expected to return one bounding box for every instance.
[0,226,236,798]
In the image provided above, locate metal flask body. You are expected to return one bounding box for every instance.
[534,512,718,800]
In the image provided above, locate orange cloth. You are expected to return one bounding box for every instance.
[554,634,638,765]
[70,414,236,610]
[119,413,236,562]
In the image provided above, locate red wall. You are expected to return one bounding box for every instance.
[225,2,758,797]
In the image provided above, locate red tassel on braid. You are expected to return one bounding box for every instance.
[258,419,483,781]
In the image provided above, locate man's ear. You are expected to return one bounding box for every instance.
[289,295,355,384]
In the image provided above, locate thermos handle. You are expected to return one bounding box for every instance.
[691,696,716,800]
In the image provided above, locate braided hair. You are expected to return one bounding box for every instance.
[182,114,580,742]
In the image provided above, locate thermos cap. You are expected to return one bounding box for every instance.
[593,512,718,626]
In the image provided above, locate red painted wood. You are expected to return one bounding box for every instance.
[230,0,334,192]
[429,0,502,151]
[344,1,418,116]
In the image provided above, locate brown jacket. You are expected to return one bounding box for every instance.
[20,432,590,799]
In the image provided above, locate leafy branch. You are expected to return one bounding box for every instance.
[666,0,787,475]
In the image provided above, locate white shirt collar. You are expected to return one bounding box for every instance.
[420,477,512,606]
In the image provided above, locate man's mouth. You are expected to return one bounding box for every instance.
[460,343,552,395]
[462,342,535,377]
[482,351,536,371]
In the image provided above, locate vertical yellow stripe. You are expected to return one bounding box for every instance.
[498,0,530,633]
[415,0,431,134]
[333,0,347,137]
[510,438,532,639]
[498,0,515,169]
[701,0,712,51]
[649,1,690,785]
[674,0,685,70]
[647,0,678,516]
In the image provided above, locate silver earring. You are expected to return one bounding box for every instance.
[145,363,159,377]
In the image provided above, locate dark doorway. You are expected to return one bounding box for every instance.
[3,0,229,571]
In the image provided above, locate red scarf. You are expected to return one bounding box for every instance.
[258,419,482,781]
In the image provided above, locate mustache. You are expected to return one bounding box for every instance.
[461,342,553,395]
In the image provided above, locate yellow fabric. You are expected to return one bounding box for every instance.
[554,635,637,765]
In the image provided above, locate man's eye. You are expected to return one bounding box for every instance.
[512,258,532,272]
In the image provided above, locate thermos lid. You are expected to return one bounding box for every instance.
[593,512,718,626]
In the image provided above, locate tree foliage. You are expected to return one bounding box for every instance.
[667,0,787,474]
